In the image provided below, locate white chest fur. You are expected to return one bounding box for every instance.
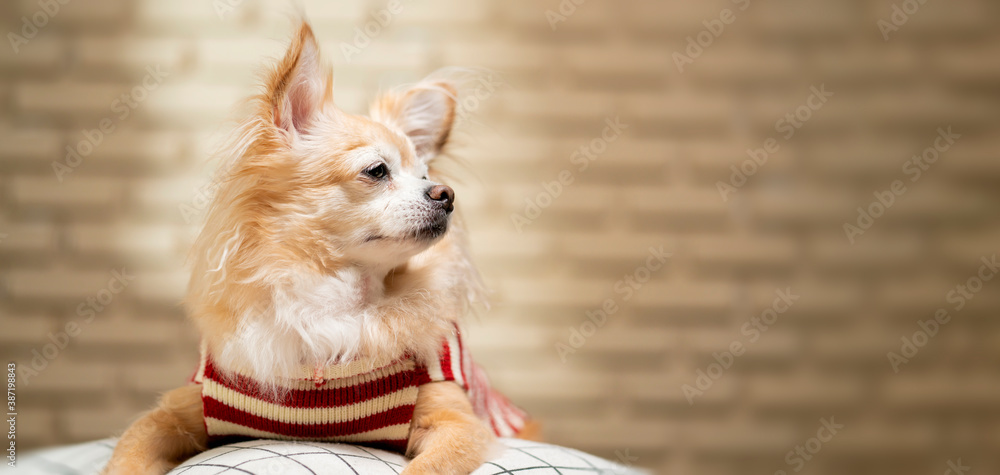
[215,266,391,385]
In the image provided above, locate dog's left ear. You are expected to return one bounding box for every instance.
[266,22,330,138]
[371,82,457,162]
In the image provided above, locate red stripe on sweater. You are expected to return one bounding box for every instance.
[206,434,409,453]
[203,397,416,437]
[439,338,454,382]
[203,358,416,408]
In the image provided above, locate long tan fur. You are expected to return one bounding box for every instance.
[104,20,533,475]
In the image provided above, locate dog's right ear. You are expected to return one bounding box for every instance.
[265,22,330,137]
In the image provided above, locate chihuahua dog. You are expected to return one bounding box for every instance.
[103,21,536,475]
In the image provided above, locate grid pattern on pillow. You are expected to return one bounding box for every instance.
[5,438,645,475]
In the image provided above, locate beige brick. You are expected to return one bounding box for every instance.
[0,36,65,71]
[75,315,182,346]
[745,187,859,225]
[568,327,675,355]
[888,184,992,222]
[129,270,188,303]
[62,406,138,441]
[683,422,798,452]
[494,278,616,307]
[296,0,367,23]
[623,89,734,127]
[875,275,953,312]
[323,41,429,69]
[543,419,671,451]
[21,359,115,393]
[501,90,618,121]
[940,230,1000,264]
[556,233,674,262]
[5,268,129,301]
[941,136,1000,176]
[931,42,1000,83]
[10,176,124,208]
[632,281,735,313]
[441,40,554,72]
[743,0,858,35]
[807,234,924,269]
[488,369,617,401]
[869,0,994,34]
[809,43,922,83]
[0,313,55,343]
[806,137,922,177]
[665,368,742,405]
[623,369,701,405]
[683,234,797,269]
[882,373,1000,407]
[0,222,58,254]
[469,230,551,259]
[74,38,191,73]
[121,354,199,394]
[193,38,287,71]
[746,374,866,409]
[623,187,729,221]
[63,128,185,171]
[680,44,798,81]
[15,82,122,115]
[563,44,671,79]
[67,223,178,258]
[0,127,62,164]
[24,0,130,24]
[833,422,936,453]
[130,176,208,217]
[390,0,491,25]
[748,281,864,317]
[616,1,740,33]
[142,84,246,124]
[135,0,237,27]
[463,135,555,165]
[812,325,893,362]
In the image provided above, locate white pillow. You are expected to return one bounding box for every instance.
[8,438,645,475]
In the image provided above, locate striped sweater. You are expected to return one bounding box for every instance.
[192,326,528,452]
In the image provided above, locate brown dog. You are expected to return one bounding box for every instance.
[103,21,538,475]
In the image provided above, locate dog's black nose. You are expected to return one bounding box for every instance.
[427,185,455,213]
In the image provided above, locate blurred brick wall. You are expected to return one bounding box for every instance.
[2,0,999,474]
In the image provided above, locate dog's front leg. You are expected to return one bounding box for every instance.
[404,381,496,475]
[103,384,207,475]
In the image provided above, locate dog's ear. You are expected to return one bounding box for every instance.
[265,22,330,136]
[371,82,457,162]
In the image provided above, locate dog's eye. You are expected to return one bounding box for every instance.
[365,163,388,180]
